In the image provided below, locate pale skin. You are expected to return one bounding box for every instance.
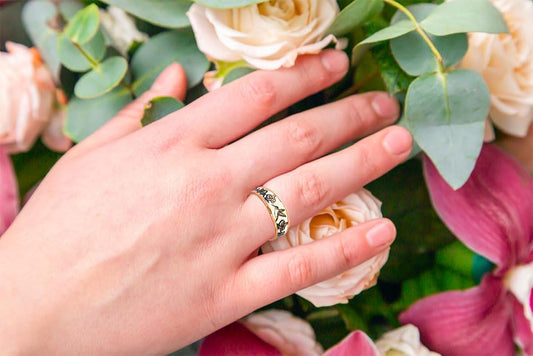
[0,50,412,354]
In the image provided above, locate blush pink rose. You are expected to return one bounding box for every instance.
[262,189,389,307]
[0,42,70,153]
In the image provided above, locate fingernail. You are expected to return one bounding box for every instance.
[382,127,413,155]
[372,93,399,120]
[366,220,396,248]
[152,62,181,90]
[320,50,348,73]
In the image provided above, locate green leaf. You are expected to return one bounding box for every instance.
[65,4,100,45]
[57,30,106,72]
[131,29,209,96]
[327,0,384,37]
[65,87,133,142]
[391,32,467,76]
[405,69,489,189]
[421,0,508,36]
[22,0,61,80]
[389,3,468,76]
[193,0,267,8]
[74,56,128,99]
[371,43,413,94]
[141,97,184,127]
[100,0,191,28]
[352,20,415,64]
[393,242,476,311]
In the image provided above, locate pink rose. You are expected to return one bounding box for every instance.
[262,189,389,307]
[0,42,70,153]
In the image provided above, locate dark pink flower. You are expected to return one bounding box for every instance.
[0,146,18,235]
[400,144,533,355]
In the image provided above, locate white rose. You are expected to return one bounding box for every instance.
[0,42,70,153]
[459,0,533,137]
[375,324,441,356]
[187,0,341,70]
[504,262,533,332]
[99,6,148,57]
[242,309,323,355]
[262,189,388,307]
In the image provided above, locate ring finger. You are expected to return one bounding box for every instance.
[238,125,412,251]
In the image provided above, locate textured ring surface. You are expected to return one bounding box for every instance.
[252,186,290,239]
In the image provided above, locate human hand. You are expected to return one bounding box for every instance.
[0,50,412,354]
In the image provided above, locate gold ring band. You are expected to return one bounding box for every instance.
[252,187,290,239]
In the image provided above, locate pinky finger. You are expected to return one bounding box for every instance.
[235,219,396,310]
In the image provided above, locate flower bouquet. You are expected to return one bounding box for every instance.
[1,0,532,354]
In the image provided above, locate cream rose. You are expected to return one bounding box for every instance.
[187,0,341,70]
[99,6,148,57]
[262,189,388,307]
[375,324,441,356]
[242,309,323,355]
[0,42,70,153]
[459,0,533,138]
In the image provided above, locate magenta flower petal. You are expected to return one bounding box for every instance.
[424,144,533,267]
[0,147,18,235]
[198,322,281,356]
[512,296,533,355]
[400,275,515,356]
[324,330,379,356]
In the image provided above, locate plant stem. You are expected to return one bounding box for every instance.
[72,42,99,69]
[384,0,444,72]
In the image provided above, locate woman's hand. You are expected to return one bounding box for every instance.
[0,50,412,354]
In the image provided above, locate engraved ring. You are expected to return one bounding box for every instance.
[251,187,290,239]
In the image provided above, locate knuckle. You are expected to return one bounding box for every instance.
[356,144,376,174]
[298,171,328,209]
[288,120,321,157]
[345,97,373,130]
[301,60,328,87]
[239,74,276,109]
[287,253,314,289]
[337,236,360,268]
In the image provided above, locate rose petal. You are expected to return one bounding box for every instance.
[198,322,281,356]
[424,144,533,267]
[0,147,18,235]
[400,275,515,356]
[324,330,379,356]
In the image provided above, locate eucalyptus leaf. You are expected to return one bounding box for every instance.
[65,4,100,45]
[131,29,209,96]
[74,56,128,99]
[327,0,384,37]
[141,97,184,127]
[57,30,106,72]
[101,0,191,28]
[390,32,467,76]
[59,1,85,19]
[371,44,413,95]
[65,87,132,142]
[420,0,508,36]
[21,0,61,80]
[352,20,415,64]
[405,69,489,189]
[194,0,267,8]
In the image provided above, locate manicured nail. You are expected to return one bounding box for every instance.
[366,220,396,248]
[320,50,348,73]
[382,127,413,155]
[372,93,399,120]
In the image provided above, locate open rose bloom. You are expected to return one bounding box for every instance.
[187,0,341,70]
[0,42,70,153]
[262,189,389,307]
[459,0,533,138]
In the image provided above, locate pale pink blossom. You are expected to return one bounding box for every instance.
[459,0,533,137]
[262,190,388,307]
[0,42,70,153]
[400,144,533,355]
[187,0,341,70]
